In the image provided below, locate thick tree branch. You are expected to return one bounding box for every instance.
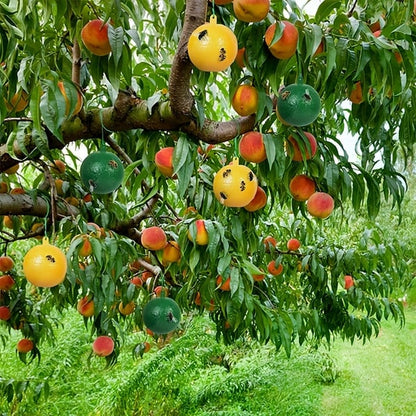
[168,0,207,120]
[0,194,78,218]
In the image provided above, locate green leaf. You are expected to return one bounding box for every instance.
[315,0,342,24]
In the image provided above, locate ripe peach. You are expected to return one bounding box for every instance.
[131,276,144,287]
[79,235,93,257]
[5,90,28,112]
[263,235,277,252]
[154,286,169,297]
[314,39,324,56]
[65,196,80,207]
[216,275,231,291]
[267,260,283,276]
[30,222,44,240]
[55,179,64,196]
[57,81,83,116]
[265,21,299,60]
[162,241,181,264]
[231,85,259,116]
[239,131,267,163]
[3,215,18,229]
[119,301,135,315]
[252,270,265,281]
[349,82,364,104]
[0,274,15,291]
[92,335,115,357]
[0,305,11,320]
[0,256,14,272]
[307,192,334,219]
[77,296,95,317]
[155,147,175,177]
[141,226,167,251]
[50,159,66,174]
[289,174,316,201]
[233,0,270,23]
[187,219,209,245]
[344,275,354,290]
[287,132,317,161]
[81,19,111,56]
[235,47,246,68]
[195,291,202,305]
[287,238,301,251]
[244,186,267,212]
[10,187,25,195]
[17,338,34,353]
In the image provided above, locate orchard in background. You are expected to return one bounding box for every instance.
[0,0,415,364]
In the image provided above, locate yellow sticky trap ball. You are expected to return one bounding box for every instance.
[23,237,67,287]
[213,158,258,207]
[187,15,238,72]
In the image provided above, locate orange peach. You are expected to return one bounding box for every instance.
[235,47,246,68]
[77,296,95,317]
[349,82,364,104]
[79,235,93,257]
[252,270,265,281]
[307,192,334,219]
[55,179,64,196]
[141,226,167,251]
[233,0,270,23]
[287,238,301,251]
[57,81,83,116]
[154,286,169,297]
[239,131,267,163]
[216,275,231,291]
[0,274,15,291]
[155,147,175,177]
[0,256,14,272]
[344,275,354,290]
[265,21,298,60]
[50,159,66,174]
[119,301,135,315]
[267,261,283,276]
[287,132,317,162]
[231,85,258,116]
[187,219,209,245]
[0,305,11,320]
[81,19,111,56]
[162,241,181,264]
[314,39,324,56]
[5,90,28,112]
[263,235,277,252]
[244,186,267,212]
[289,174,316,201]
[17,338,34,353]
[130,276,144,287]
[92,335,114,357]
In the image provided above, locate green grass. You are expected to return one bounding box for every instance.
[321,307,416,416]
[1,307,416,415]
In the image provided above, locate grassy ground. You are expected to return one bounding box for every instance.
[321,306,416,416]
[1,306,416,415]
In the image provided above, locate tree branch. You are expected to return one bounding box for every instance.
[168,0,207,120]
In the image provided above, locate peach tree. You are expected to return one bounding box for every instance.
[0,0,414,362]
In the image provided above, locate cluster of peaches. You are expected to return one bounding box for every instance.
[0,255,35,355]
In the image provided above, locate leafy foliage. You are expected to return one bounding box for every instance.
[0,0,414,364]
